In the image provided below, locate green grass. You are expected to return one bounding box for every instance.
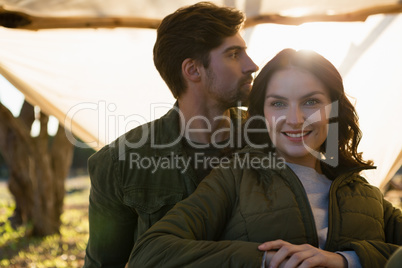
[0,176,90,268]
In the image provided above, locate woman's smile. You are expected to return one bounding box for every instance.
[264,67,331,167]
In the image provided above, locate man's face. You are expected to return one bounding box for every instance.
[200,33,258,109]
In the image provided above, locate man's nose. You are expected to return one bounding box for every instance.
[243,54,259,74]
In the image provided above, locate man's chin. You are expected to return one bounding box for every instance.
[226,100,247,109]
[235,95,249,107]
[222,94,249,109]
[238,98,249,107]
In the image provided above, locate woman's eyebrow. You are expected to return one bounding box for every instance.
[301,91,326,98]
[265,91,325,99]
[265,94,287,100]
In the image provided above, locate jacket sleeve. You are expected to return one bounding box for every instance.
[84,146,136,268]
[128,167,264,268]
[345,198,402,268]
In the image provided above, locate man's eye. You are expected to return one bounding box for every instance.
[230,52,239,59]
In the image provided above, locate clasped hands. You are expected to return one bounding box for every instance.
[258,239,347,268]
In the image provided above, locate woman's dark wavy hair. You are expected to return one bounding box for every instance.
[154,2,245,98]
[247,48,373,176]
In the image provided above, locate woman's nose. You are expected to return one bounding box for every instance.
[286,106,304,127]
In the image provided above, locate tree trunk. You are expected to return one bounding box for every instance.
[0,100,74,236]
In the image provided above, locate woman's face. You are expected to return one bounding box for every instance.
[263,67,332,167]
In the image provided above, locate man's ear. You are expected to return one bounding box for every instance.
[182,58,201,82]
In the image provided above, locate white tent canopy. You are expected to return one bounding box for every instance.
[0,0,401,189]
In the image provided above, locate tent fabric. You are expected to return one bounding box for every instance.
[0,0,401,189]
[1,0,402,29]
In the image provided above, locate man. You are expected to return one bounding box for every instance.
[84,2,258,267]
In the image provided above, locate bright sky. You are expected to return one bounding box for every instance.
[0,75,58,136]
[0,75,24,116]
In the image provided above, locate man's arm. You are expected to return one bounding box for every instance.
[84,146,136,268]
[128,167,264,267]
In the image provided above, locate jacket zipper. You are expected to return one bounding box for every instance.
[285,167,320,247]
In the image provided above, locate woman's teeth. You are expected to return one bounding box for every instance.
[284,132,310,138]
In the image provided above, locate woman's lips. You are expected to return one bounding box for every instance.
[282,130,312,141]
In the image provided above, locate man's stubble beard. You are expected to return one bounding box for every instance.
[205,69,248,110]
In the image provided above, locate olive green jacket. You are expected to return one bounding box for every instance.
[84,104,246,267]
[129,147,402,268]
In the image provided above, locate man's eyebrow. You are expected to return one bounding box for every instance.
[223,45,247,53]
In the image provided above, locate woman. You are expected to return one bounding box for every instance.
[129,49,402,268]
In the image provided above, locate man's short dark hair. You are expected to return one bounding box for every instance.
[153,1,245,98]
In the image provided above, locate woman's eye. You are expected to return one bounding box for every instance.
[271,101,285,107]
[305,99,319,106]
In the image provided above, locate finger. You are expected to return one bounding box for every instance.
[298,251,346,268]
[270,244,316,268]
[284,249,316,268]
[297,255,325,268]
[258,239,287,251]
[269,244,301,268]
